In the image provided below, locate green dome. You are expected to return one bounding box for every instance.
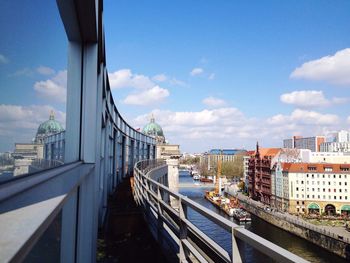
[142,116,164,137]
[36,111,64,136]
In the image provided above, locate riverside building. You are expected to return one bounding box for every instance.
[248,143,280,204]
[271,162,350,215]
[200,149,246,172]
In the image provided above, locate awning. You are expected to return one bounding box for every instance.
[308,203,320,209]
[341,205,350,211]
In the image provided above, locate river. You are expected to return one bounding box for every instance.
[178,171,347,263]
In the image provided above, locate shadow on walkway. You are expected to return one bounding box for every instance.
[98,177,167,263]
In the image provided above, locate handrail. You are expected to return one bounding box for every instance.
[133,159,310,263]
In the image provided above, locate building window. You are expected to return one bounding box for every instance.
[312,188,315,191]
[334,196,336,200]
[306,174,309,178]
[346,196,348,200]
[328,182,331,185]
[312,174,314,178]
[323,188,325,192]
[307,195,309,198]
[333,174,336,178]
[297,194,299,198]
[312,195,315,198]
[302,201,304,205]
[301,181,304,184]
[339,182,342,185]
[296,187,299,191]
[322,174,325,178]
[323,181,325,185]
[339,175,341,179]
[323,195,326,199]
[340,196,342,200]
[297,201,299,205]
[317,188,320,192]
[345,182,348,186]
[334,189,336,192]
[318,195,320,199]
[328,189,331,192]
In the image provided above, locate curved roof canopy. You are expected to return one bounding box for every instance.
[308,203,320,209]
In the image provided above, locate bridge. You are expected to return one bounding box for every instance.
[0,1,309,262]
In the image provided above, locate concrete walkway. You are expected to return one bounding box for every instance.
[98,177,167,263]
[237,193,350,242]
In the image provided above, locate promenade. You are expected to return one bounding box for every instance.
[98,178,167,263]
[237,192,350,243]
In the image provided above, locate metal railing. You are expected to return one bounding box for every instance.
[133,160,309,263]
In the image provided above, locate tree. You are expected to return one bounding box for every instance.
[220,155,244,179]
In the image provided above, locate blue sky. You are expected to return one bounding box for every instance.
[0,1,350,152]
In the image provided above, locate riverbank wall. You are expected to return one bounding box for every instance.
[237,195,350,260]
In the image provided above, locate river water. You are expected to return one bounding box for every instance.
[178,171,347,263]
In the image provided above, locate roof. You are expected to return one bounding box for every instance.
[36,112,64,137]
[142,116,164,137]
[249,148,281,158]
[208,149,246,155]
[281,162,350,173]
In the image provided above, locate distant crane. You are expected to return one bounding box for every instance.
[215,151,222,194]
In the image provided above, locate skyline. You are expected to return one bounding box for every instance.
[1,1,350,152]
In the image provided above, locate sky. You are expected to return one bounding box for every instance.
[0,1,350,153]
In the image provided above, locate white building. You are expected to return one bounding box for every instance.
[272,162,350,215]
[336,130,350,143]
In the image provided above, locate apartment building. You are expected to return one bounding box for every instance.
[271,162,350,215]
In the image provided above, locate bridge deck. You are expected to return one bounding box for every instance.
[98,177,167,263]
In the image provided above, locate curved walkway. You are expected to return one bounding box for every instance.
[98,177,167,263]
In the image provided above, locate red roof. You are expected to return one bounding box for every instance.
[281,163,350,173]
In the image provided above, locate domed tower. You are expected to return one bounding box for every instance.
[142,115,165,144]
[35,111,64,143]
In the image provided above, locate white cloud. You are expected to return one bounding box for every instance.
[190,67,204,76]
[37,66,55,75]
[208,73,215,80]
[280,90,328,107]
[290,48,350,86]
[280,90,348,108]
[152,74,167,82]
[10,68,34,77]
[131,106,346,152]
[109,69,154,89]
[268,109,339,126]
[0,54,9,64]
[34,70,67,103]
[202,96,227,108]
[0,104,65,151]
[123,86,169,106]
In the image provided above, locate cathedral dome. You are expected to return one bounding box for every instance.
[36,111,64,139]
[142,116,164,137]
